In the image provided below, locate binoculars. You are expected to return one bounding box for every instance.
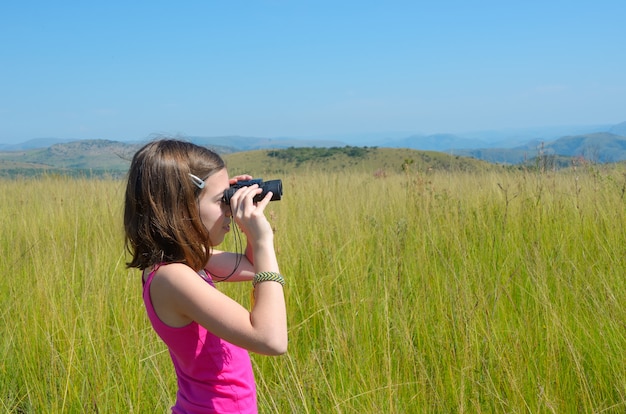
[223,178,283,204]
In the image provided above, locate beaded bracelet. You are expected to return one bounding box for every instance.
[252,271,285,288]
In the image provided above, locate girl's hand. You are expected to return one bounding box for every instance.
[229,184,274,246]
[229,174,253,185]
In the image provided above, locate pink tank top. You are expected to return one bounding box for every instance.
[142,266,257,413]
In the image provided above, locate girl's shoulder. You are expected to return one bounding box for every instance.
[146,263,211,327]
[143,262,196,284]
[153,262,198,280]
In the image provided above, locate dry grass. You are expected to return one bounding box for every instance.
[1,165,626,412]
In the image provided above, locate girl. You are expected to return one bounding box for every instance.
[124,139,287,413]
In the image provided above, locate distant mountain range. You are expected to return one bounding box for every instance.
[1,121,626,169]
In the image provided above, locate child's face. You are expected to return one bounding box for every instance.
[198,168,231,246]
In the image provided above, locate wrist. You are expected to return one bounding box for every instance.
[250,236,274,253]
[252,271,285,288]
[245,242,254,264]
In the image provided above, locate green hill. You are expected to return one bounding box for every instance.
[0,140,501,178]
[223,146,500,176]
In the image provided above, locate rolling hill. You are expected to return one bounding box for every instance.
[0,140,139,177]
[455,132,626,164]
[0,139,502,178]
[2,125,626,178]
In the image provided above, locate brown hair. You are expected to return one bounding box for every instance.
[124,139,225,270]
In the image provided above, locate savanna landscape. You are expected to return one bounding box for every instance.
[1,145,626,412]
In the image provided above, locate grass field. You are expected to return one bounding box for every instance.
[1,164,626,412]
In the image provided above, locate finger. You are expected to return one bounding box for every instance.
[227,185,249,209]
[228,174,253,185]
[254,191,273,210]
[231,185,260,211]
[242,184,263,201]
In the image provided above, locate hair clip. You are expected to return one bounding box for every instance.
[188,173,205,189]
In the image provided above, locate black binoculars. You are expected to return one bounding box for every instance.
[222,178,283,204]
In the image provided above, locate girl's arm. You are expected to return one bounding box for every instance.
[149,184,287,355]
[149,262,287,355]
[205,246,254,282]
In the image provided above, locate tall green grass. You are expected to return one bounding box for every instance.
[1,166,626,412]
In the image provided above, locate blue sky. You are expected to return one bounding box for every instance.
[1,1,625,144]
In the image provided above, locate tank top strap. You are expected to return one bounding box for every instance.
[198,269,215,287]
[142,263,163,287]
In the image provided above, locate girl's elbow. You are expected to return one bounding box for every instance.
[272,340,288,356]
[259,336,288,356]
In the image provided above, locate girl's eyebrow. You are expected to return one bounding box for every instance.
[211,186,229,201]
